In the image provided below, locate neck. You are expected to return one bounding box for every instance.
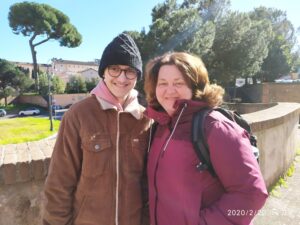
[117,95,128,107]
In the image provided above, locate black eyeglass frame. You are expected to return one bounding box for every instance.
[107,65,138,80]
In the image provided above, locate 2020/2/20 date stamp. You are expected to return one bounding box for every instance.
[227,208,295,217]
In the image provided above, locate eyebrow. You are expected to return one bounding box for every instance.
[157,78,184,81]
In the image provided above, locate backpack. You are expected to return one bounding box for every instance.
[150,107,259,177]
[192,107,259,177]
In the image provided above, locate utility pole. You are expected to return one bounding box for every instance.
[47,64,53,131]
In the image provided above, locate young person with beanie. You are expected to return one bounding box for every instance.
[43,33,151,225]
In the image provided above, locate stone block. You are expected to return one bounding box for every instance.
[0,146,3,166]
[31,160,46,180]
[16,148,30,163]
[0,165,4,185]
[4,144,17,154]
[16,162,31,183]
[4,164,16,185]
[41,140,54,158]
[3,150,17,165]
[28,144,45,161]
[28,145,46,180]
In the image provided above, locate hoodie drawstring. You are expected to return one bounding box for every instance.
[162,103,188,153]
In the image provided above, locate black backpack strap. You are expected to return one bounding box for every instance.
[192,108,216,177]
[215,108,252,134]
[215,108,259,160]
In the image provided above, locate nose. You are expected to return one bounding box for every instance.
[116,71,127,82]
[165,85,176,94]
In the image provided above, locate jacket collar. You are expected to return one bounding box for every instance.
[95,95,143,120]
[145,99,209,125]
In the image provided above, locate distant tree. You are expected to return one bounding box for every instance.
[66,76,87,93]
[180,0,230,22]
[52,75,66,94]
[8,2,82,92]
[85,77,100,92]
[128,0,215,64]
[291,48,300,73]
[207,12,273,85]
[0,59,32,105]
[128,0,296,89]
[38,72,65,96]
[38,72,50,96]
[250,7,296,81]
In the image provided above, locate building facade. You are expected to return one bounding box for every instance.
[13,58,100,82]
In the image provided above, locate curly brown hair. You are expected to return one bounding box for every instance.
[144,52,224,110]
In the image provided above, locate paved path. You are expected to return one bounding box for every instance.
[254,126,300,225]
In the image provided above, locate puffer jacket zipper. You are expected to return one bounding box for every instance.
[153,103,187,225]
[115,112,121,225]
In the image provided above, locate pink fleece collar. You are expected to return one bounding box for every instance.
[90,80,139,113]
[90,80,124,111]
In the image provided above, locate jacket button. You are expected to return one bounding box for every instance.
[94,144,100,151]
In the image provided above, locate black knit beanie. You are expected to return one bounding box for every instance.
[98,33,142,80]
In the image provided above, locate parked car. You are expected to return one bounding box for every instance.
[51,105,63,113]
[0,109,7,117]
[18,107,40,116]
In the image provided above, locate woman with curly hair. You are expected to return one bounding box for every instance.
[144,52,267,225]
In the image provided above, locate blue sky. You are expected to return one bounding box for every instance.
[1,0,299,64]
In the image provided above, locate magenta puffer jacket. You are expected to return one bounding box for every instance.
[145,100,268,225]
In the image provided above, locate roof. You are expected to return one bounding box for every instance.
[80,68,98,73]
[52,58,99,66]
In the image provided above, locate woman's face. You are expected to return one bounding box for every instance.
[156,64,192,116]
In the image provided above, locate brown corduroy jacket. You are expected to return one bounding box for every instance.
[43,95,151,225]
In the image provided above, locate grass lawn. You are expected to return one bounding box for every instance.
[0,117,60,145]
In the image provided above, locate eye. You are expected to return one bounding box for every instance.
[126,69,137,75]
[157,82,167,87]
[110,66,120,72]
[174,82,185,87]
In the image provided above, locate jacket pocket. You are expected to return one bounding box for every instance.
[81,135,112,178]
[128,137,148,173]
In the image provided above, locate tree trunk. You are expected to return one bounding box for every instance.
[4,97,7,107]
[253,76,257,84]
[29,40,39,93]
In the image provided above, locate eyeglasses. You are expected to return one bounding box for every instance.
[107,65,138,80]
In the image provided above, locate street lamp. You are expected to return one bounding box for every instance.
[47,62,53,131]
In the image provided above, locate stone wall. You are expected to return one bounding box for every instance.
[226,102,277,114]
[0,103,300,224]
[261,83,300,103]
[0,96,17,106]
[243,102,300,188]
[0,139,55,225]
[52,93,90,107]
[237,83,300,103]
[17,95,48,108]
[15,93,90,108]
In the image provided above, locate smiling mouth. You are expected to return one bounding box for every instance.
[114,83,128,87]
[165,97,178,100]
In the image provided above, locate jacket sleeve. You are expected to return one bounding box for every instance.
[43,109,82,225]
[199,118,268,225]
